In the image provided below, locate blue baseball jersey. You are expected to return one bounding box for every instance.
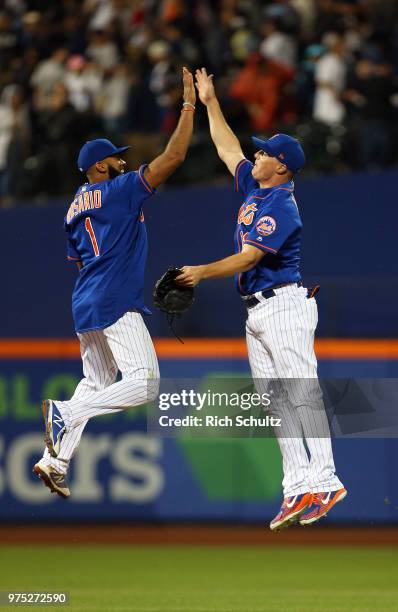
[234,159,302,295]
[65,165,155,333]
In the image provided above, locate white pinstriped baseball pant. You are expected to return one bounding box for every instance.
[246,284,343,497]
[42,311,159,475]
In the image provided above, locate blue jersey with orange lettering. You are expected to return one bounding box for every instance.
[65,165,155,333]
[234,159,302,295]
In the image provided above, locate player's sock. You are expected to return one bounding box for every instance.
[42,449,69,475]
[42,419,91,474]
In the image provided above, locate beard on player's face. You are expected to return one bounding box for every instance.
[108,164,122,179]
[107,157,127,180]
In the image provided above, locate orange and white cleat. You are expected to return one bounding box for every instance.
[270,492,312,531]
[299,488,347,526]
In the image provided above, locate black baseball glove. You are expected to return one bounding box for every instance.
[153,267,194,315]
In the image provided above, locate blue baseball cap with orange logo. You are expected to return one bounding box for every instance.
[77,138,130,172]
[251,133,305,173]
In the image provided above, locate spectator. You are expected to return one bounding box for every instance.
[230,27,257,63]
[20,11,53,58]
[109,0,141,41]
[345,58,394,167]
[313,32,347,125]
[0,84,30,204]
[264,1,301,35]
[296,43,325,117]
[124,71,162,168]
[64,55,102,113]
[230,52,295,131]
[260,18,297,69]
[30,47,68,98]
[33,82,83,194]
[86,28,119,70]
[62,14,88,56]
[0,0,396,197]
[9,46,39,93]
[147,40,176,109]
[4,1,26,16]
[200,6,234,75]
[0,11,20,73]
[95,62,130,137]
[4,85,30,202]
[85,0,116,31]
[127,23,156,62]
[315,0,367,36]
[291,0,316,39]
[0,86,17,202]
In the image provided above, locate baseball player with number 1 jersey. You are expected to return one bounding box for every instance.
[33,67,196,499]
[178,68,347,530]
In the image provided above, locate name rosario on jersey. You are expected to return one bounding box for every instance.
[66,189,102,223]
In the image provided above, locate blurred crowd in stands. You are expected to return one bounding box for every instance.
[0,0,397,204]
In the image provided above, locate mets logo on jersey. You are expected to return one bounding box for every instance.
[238,202,257,226]
[256,215,276,236]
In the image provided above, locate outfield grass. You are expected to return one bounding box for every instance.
[0,546,397,611]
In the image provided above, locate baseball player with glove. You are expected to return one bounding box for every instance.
[177,68,347,530]
[33,67,196,499]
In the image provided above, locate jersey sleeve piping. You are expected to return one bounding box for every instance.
[138,165,156,194]
[244,239,278,254]
[67,256,82,262]
[234,159,251,192]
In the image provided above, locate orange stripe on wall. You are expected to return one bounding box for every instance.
[315,339,398,359]
[0,338,398,360]
[0,339,80,359]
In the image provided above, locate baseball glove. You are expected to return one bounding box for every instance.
[153,267,194,315]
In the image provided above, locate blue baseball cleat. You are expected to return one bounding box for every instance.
[42,399,66,458]
[270,492,312,531]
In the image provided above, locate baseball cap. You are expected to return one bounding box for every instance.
[77,138,130,172]
[251,133,305,173]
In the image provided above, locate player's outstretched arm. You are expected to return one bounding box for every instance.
[195,68,245,176]
[144,67,195,189]
[177,245,264,287]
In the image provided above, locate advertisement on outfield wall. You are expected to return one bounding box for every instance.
[1,362,398,522]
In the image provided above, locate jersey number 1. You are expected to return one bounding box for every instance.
[85,217,100,257]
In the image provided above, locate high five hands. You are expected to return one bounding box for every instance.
[182,66,196,107]
[195,67,216,106]
[182,67,215,107]
[177,67,217,288]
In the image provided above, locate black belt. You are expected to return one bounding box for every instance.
[243,282,320,309]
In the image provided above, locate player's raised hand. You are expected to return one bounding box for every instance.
[176,265,204,287]
[182,67,196,107]
[195,68,215,106]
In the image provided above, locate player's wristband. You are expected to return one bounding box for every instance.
[182,102,195,111]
